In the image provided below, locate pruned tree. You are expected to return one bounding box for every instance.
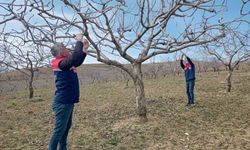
[0,34,49,98]
[147,58,163,79]
[170,53,181,78]
[0,62,8,82]
[120,68,131,88]
[1,0,230,121]
[200,55,210,72]
[0,62,8,73]
[195,60,203,76]
[203,23,250,92]
[89,70,101,83]
[210,57,221,73]
[163,53,181,79]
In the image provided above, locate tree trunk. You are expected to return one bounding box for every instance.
[132,63,148,122]
[125,79,129,88]
[226,70,233,92]
[29,71,34,99]
[213,67,216,72]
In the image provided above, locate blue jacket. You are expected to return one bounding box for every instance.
[180,57,195,81]
[51,41,86,104]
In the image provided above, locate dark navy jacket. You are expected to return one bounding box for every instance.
[180,57,195,82]
[51,41,86,104]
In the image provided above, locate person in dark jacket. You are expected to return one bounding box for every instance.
[180,53,195,106]
[48,34,89,150]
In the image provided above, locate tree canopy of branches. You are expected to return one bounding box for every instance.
[1,0,246,121]
[0,33,49,98]
[203,21,250,92]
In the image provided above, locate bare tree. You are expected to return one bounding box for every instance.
[0,63,8,73]
[89,71,101,83]
[0,62,8,83]
[195,60,203,76]
[170,53,181,79]
[162,54,181,79]
[210,57,220,73]
[203,23,250,92]
[120,68,131,88]
[147,58,163,79]
[200,55,210,72]
[0,34,49,98]
[0,0,229,121]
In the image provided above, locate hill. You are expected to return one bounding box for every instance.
[2,60,248,92]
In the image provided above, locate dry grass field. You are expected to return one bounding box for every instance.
[0,69,250,150]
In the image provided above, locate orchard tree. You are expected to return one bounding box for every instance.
[210,57,221,73]
[0,60,8,73]
[169,53,181,78]
[0,0,231,121]
[148,58,163,79]
[0,34,49,98]
[120,68,131,88]
[203,24,250,92]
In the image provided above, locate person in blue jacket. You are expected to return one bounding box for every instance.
[49,34,89,150]
[180,53,195,106]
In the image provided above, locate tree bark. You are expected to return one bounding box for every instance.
[226,70,233,92]
[125,79,129,88]
[29,70,34,99]
[132,63,148,122]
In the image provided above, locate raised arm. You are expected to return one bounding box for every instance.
[59,41,87,70]
[180,59,185,69]
[186,56,194,66]
[180,54,185,69]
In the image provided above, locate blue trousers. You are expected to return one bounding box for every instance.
[49,102,74,150]
[186,80,195,104]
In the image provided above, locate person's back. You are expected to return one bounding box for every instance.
[51,40,87,104]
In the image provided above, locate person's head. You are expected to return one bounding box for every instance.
[51,43,69,57]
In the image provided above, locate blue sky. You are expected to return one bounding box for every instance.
[0,0,249,64]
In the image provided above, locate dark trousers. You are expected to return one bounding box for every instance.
[49,102,74,150]
[186,80,195,104]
